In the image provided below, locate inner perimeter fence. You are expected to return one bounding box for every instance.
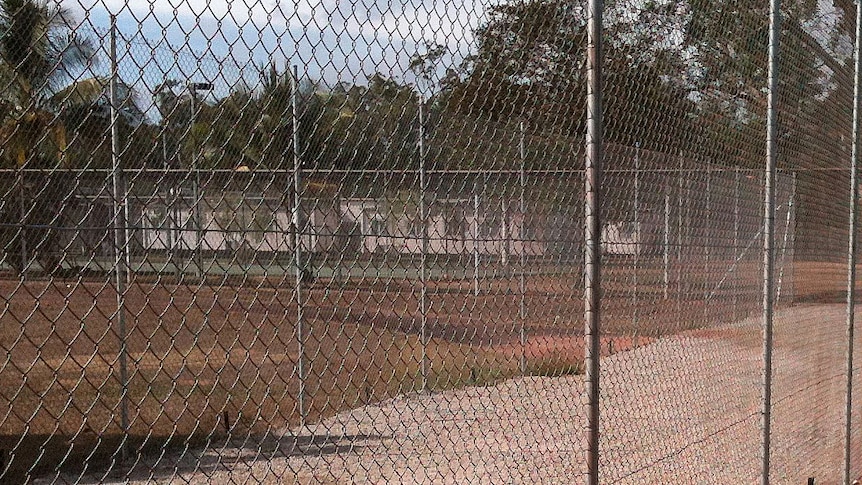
[0,0,860,484]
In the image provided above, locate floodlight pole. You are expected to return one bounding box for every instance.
[188,81,212,279]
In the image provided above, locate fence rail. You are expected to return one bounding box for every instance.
[0,0,860,484]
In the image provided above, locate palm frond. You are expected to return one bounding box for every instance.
[0,0,97,105]
[49,76,105,105]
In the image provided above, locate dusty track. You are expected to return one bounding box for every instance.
[56,304,861,484]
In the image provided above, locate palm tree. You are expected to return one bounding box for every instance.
[51,76,148,170]
[0,0,95,274]
[0,0,95,168]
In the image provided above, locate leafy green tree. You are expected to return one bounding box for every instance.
[439,0,698,161]
[0,0,96,273]
[293,73,420,170]
[154,65,303,171]
[0,0,95,168]
[442,0,854,259]
[52,76,151,169]
[437,0,849,168]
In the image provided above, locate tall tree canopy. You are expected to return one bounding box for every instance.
[0,0,95,168]
[436,0,852,167]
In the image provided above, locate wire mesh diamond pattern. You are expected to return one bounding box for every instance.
[0,0,861,484]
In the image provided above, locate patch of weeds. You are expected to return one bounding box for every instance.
[428,365,508,390]
[465,366,506,387]
[526,354,583,377]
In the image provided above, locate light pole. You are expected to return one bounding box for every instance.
[163,114,182,279]
[188,82,212,279]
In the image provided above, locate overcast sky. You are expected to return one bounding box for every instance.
[69,0,485,87]
[61,0,851,121]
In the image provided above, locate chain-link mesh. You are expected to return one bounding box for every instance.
[770,4,858,482]
[0,0,861,483]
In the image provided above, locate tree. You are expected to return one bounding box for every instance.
[289,73,420,170]
[437,0,849,167]
[54,76,145,127]
[435,0,697,165]
[246,62,294,169]
[153,65,302,171]
[0,0,95,168]
[51,76,151,170]
[439,0,853,260]
[0,0,96,274]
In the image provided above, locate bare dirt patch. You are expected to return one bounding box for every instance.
[3,259,851,483]
[58,305,860,484]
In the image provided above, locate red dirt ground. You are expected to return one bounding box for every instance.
[0,259,846,481]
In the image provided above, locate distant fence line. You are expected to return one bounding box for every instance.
[0,157,794,276]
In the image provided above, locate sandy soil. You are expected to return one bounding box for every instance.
[52,303,862,484]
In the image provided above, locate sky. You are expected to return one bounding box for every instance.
[59,0,852,122]
[69,0,485,85]
[59,0,490,121]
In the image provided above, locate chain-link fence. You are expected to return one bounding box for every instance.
[0,0,861,483]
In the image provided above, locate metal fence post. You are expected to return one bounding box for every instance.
[474,178,480,297]
[585,0,603,482]
[677,154,684,326]
[419,99,429,392]
[777,173,793,303]
[189,87,203,279]
[844,3,862,482]
[663,182,670,300]
[192,170,203,279]
[633,142,640,327]
[519,121,527,375]
[762,1,781,482]
[501,196,508,267]
[705,163,711,305]
[734,167,740,321]
[789,173,797,304]
[109,15,130,461]
[686,176,692,266]
[483,173,488,289]
[17,169,26,275]
[291,65,306,425]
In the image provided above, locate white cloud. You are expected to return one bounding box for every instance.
[72,0,292,29]
[70,0,485,48]
[69,0,488,86]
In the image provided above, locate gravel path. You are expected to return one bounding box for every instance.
[64,304,862,484]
